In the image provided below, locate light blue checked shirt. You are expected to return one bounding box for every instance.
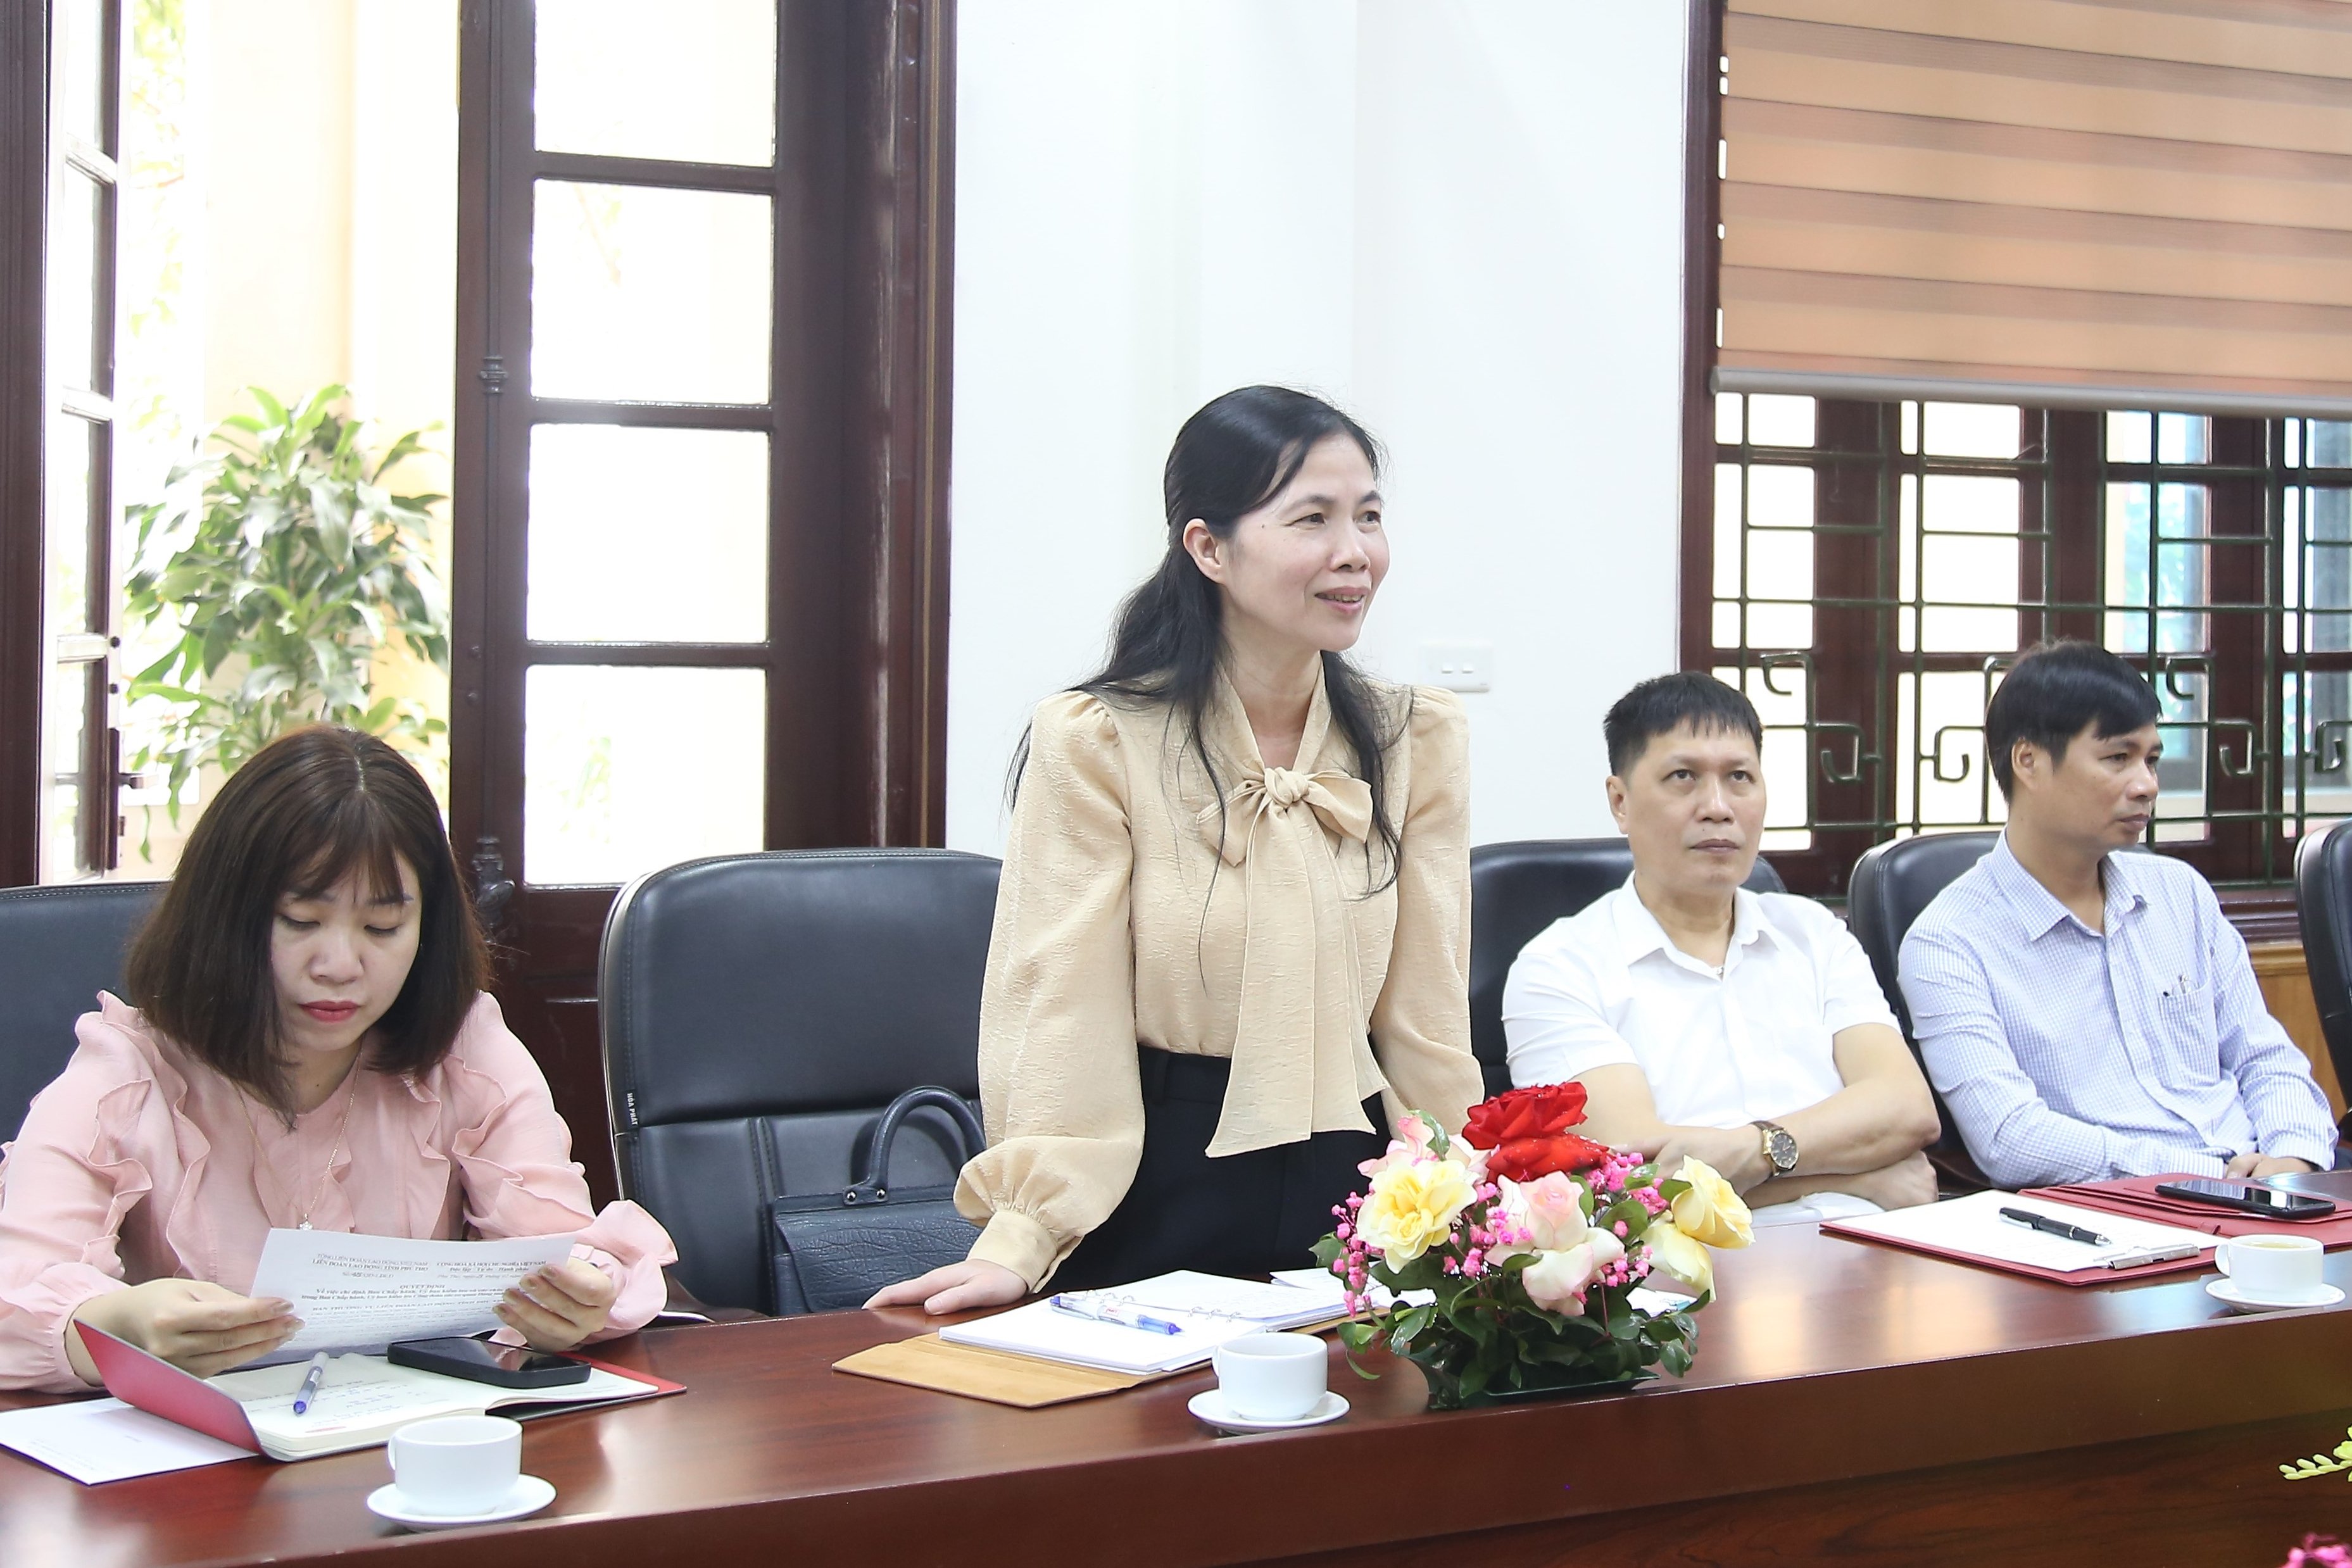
[1899,834,2337,1188]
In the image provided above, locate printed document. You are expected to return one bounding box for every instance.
[249,1228,577,1358]
[0,1398,250,1484]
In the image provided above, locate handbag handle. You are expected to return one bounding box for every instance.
[846,1086,985,1205]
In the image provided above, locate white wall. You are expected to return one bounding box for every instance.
[947,1,1692,851]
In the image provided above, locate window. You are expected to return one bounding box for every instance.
[36,0,121,881]
[1694,395,2352,908]
[448,1,954,1203]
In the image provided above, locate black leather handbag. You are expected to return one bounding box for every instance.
[767,1086,986,1315]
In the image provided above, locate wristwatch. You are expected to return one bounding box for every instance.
[1753,1119,1799,1180]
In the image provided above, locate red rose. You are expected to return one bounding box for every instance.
[1464,1083,1590,1145]
[1462,1084,1611,1182]
[1483,1133,1613,1183]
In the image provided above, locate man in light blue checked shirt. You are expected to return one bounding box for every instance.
[1901,641,2338,1189]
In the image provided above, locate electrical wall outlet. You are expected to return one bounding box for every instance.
[1421,641,1494,693]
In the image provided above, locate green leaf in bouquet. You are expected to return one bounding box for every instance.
[1310,1235,1345,1270]
[1379,1253,1447,1294]
[1389,1303,1438,1351]
[1657,1177,1692,1203]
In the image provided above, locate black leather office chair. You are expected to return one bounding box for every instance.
[1467,838,1785,1100]
[0,881,165,1142]
[2294,821,2352,1111]
[1846,831,1999,1188]
[599,849,1000,1314]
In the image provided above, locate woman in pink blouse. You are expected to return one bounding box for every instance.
[0,726,676,1393]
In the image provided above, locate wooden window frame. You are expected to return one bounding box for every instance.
[0,0,46,889]
[448,0,955,1201]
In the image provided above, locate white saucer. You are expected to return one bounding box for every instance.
[1187,1389,1349,1433]
[2207,1279,2344,1314]
[367,1475,555,1531]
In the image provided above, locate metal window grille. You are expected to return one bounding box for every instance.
[1700,396,2352,900]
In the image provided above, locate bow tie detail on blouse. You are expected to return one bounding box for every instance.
[1204,767,1374,866]
[1195,765,1387,1157]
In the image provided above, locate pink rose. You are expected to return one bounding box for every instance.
[1357,1109,1441,1179]
[1509,1172,1591,1252]
[1521,1243,1601,1312]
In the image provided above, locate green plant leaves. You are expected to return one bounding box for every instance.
[118,386,451,826]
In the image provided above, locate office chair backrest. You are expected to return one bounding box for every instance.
[1845,830,2001,1188]
[0,881,166,1142]
[600,850,1000,1312]
[2294,821,2352,1105]
[1468,839,1785,1100]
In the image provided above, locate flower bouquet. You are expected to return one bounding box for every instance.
[1313,1084,1754,1410]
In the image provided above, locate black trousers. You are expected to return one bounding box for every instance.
[1052,1047,1386,1292]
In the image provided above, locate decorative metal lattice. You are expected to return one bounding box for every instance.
[1704,396,2352,895]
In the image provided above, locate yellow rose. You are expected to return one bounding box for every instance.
[1670,1157,1754,1249]
[1355,1158,1477,1265]
[1641,1217,1714,1296]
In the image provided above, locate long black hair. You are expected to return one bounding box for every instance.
[1022,385,1409,888]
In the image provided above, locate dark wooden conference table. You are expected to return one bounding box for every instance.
[4,1225,2351,1568]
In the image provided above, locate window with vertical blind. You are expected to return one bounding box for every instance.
[1716,0,2352,415]
[1684,1,2352,923]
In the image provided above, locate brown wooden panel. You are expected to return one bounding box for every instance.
[2253,938,2349,1120]
[1262,1412,2352,1568]
[0,0,44,887]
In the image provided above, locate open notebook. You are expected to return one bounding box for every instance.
[936,1270,1347,1376]
[72,1325,679,1463]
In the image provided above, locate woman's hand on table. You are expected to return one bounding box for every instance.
[66,1279,299,1384]
[495,1258,615,1352]
[864,1260,1025,1315]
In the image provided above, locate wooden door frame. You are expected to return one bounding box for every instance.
[0,0,49,889]
[448,0,955,1198]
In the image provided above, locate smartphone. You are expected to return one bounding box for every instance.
[2151,1177,2338,1218]
[386,1336,593,1389]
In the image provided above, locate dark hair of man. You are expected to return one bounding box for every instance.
[1603,673,1764,779]
[125,725,489,1119]
[1984,640,2161,800]
[1016,385,1407,889]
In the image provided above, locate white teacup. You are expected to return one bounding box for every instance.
[2217,1232,2327,1302]
[1212,1333,1326,1421]
[386,1415,522,1517]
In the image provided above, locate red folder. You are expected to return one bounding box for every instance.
[2021,1174,2352,1245]
[79,1326,261,1453]
[1817,1218,2215,1288]
[75,1326,683,1462]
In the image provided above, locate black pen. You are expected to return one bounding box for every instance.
[1999,1207,2110,1246]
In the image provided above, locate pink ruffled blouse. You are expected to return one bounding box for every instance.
[0,991,676,1392]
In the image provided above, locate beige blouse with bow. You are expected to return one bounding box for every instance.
[955,670,1485,1289]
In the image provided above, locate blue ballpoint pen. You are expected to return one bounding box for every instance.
[291,1353,329,1415]
[1048,1294,1183,1335]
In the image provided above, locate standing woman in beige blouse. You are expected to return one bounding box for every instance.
[872,386,1483,1314]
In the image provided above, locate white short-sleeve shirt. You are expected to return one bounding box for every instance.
[1502,877,1901,1130]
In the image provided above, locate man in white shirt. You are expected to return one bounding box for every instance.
[1503,673,1941,1224]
